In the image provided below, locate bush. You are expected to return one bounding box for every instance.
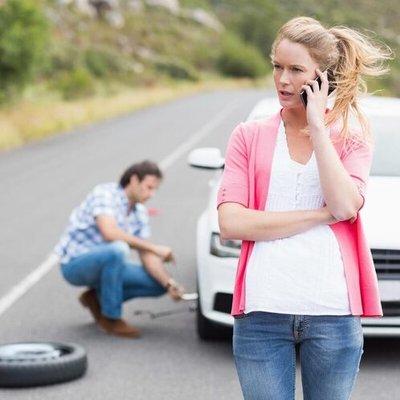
[155,58,200,81]
[217,34,268,78]
[84,47,139,79]
[56,68,96,100]
[46,42,83,76]
[0,0,49,98]
[85,49,111,78]
[226,0,282,55]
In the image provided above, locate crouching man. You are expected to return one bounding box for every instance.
[54,160,184,338]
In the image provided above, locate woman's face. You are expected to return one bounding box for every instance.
[272,39,320,109]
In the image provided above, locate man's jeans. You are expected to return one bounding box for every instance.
[233,311,363,400]
[61,241,166,319]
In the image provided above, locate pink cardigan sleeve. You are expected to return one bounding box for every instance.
[341,136,374,211]
[216,123,249,209]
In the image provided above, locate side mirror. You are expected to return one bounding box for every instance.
[187,148,224,170]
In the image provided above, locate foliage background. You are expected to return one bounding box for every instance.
[0,0,398,102]
[0,0,398,149]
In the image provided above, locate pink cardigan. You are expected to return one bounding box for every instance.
[217,111,382,317]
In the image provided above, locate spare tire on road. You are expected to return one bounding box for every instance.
[0,342,87,387]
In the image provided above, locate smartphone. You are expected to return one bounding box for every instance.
[300,71,335,107]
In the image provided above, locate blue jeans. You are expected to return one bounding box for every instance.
[61,241,166,319]
[233,311,363,400]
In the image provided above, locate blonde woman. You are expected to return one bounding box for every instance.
[217,17,391,400]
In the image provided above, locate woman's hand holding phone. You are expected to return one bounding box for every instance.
[300,69,330,133]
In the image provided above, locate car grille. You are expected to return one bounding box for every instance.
[381,302,400,317]
[372,249,400,279]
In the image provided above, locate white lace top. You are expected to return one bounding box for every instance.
[245,120,351,315]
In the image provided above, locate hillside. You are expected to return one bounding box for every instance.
[192,0,400,95]
[1,0,397,102]
[0,0,267,103]
[0,0,398,150]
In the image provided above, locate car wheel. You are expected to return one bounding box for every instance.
[0,342,87,388]
[197,295,232,341]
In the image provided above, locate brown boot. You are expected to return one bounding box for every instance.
[96,316,141,339]
[79,289,101,321]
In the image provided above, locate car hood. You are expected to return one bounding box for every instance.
[208,176,400,250]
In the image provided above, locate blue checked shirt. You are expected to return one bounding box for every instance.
[54,183,150,264]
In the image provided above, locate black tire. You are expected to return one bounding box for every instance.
[0,342,87,388]
[197,295,232,341]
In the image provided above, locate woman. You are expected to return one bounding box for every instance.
[217,17,391,400]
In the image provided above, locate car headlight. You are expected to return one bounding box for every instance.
[210,232,241,258]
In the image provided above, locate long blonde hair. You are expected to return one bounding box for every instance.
[271,17,393,142]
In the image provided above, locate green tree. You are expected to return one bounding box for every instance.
[227,0,283,56]
[218,33,268,78]
[0,0,49,100]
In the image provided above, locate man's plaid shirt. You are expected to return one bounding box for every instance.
[54,183,150,264]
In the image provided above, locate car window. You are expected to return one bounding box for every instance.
[370,116,400,177]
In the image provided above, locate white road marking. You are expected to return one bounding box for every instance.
[0,254,60,317]
[0,100,238,318]
[159,100,238,170]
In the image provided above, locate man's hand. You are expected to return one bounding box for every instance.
[165,278,185,301]
[152,245,175,262]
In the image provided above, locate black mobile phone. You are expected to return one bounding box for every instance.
[300,72,335,107]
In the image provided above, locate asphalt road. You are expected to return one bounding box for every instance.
[0,89,399,399]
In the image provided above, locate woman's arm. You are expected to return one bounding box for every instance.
[310,131,363,220]
[218,203,335,241]
[304,69,367,220]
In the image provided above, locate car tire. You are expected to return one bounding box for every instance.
[197,295,232,341]
[0,342,87,388]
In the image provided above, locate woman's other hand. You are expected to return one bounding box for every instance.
[321,206,339,225]
[321,206,358,224]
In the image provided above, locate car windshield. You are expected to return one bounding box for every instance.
[248,101,399,177]
[370,115,400,177]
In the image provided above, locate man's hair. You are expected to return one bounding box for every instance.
[119,160,163,188]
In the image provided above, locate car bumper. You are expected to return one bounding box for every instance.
[201,283,400,336]
[197,210,400,336]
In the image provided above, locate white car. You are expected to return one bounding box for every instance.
[188,95,400,340]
